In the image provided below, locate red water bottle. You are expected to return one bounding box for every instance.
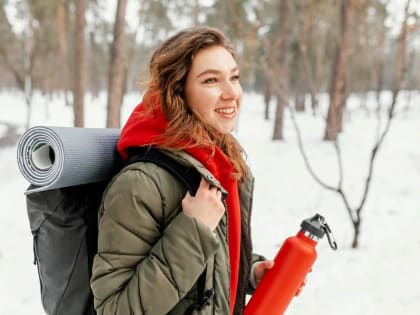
[244,213,337,315]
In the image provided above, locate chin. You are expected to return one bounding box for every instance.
[217,126,236,134]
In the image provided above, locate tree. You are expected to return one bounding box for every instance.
[106,0,128,128]
[288,0,412,248]
[74,0,86,127]
[253,0,278,120]
[272,0,291,140]
[56,0,71,106]
[0,2,35,130]
[324,0,356,141]
[293,0,332,115]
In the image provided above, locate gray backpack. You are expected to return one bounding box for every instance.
[26,148,212,315]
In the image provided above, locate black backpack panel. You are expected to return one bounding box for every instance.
[25,148,205,315]
[27,182,105,315]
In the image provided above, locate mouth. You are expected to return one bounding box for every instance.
[215,107,236,117]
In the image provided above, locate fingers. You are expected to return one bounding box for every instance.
[215,188,222,200]
[261,260,274,269]
[196,177,222,198]
[295,278,307,296]
[254,260,275,284]
[198,177,210,190]
[182,177,225,231]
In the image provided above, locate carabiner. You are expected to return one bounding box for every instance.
[322,222,338,250]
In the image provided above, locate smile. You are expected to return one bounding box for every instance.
[215,107,236,115]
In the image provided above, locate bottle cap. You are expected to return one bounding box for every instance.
[300,213,326,238]
[300,213,338,250]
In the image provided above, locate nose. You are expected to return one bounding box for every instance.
[221,80,242,101]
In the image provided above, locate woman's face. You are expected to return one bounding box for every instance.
[185,45,243,134]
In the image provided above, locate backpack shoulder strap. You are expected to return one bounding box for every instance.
[124,147,201,195]
[123,146,214,313]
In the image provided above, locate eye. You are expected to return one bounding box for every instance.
[231,74,240,81]
[203,77,218,84]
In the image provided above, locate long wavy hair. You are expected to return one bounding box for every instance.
[142,26,249,181]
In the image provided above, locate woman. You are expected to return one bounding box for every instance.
[90,26,274,315]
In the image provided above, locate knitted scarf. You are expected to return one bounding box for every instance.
[117,100,241,314]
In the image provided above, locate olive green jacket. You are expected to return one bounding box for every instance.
[90,150,262,315]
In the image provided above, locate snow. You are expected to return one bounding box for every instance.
[0,90,419,314]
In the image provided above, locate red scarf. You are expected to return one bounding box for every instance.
[117,100,241,314]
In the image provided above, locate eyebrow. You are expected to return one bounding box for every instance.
[196,66,239,79]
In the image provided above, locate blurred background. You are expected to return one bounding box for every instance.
[1,0,420,314]
[0,0,419,132]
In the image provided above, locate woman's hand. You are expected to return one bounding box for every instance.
[295,278,307,296]
[253,260,308,296]
[182,177,225,231]
[253,260,274,286]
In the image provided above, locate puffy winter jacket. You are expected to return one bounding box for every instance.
[90,149,262,314]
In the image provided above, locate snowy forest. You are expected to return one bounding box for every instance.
[2,0,419,246]
[0,0,419,314]
[1,0,419,132]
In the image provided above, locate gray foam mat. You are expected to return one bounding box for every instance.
[17,126,121,194]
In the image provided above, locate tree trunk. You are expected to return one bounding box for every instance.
[351,219,360,248]
[264,80,272,120]
[374,23,386,115]
[393,2,409,94]
[295,75,306,112]
[74,0,86,127]
[296,0,315,114]
[273,93,285,139]
[56,0,71,106]
[324,0,355,141]
[272,0,290,140]
[404,50,415,112]
[24,23,33,131]
[106,0,128,128]
[312,22,329,116]
[89,33,100,99]
[193,0,199,26]
[310,93,318,116]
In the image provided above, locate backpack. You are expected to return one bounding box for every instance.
[26,147,212,315]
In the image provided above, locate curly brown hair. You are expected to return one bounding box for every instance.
[142,26,249,181]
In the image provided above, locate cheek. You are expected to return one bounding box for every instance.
[187,87,217,115]
[186,92,208,121]
[192,100,213,122]
[237,86,243,106]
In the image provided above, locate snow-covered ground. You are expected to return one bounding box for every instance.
[0,90,419,314]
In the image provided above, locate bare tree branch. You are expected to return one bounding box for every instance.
[286,103,357,224]
[282,0,411,246]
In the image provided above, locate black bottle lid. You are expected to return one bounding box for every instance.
[300,213,338,250]
[300,213,326,238]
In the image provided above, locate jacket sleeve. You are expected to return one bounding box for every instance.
[90,166,220,315]
[247,253,267,294]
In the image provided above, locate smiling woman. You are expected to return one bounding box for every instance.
[90,26,273,315]
[185,45,243,134]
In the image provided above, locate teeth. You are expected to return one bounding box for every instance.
[216,108,235,114]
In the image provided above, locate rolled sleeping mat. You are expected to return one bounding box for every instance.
[17,126,121,194]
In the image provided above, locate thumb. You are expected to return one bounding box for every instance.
[261,260,275,269]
